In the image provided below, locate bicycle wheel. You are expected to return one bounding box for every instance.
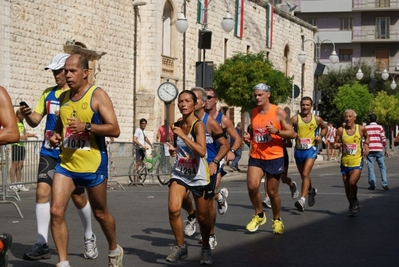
[157,159,172,185]
[137,166,148,184]
[128,162,136,186]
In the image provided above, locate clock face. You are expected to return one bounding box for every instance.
[157,82,178,103]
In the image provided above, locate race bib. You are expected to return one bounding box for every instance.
[63,127,91,150]
[343,143,357,155]
[177,157,198,176]
[253,128,271,143]
[44,130,59,150]
[297,138,312,150]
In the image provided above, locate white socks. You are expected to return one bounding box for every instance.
[77,201,93,240]
[36,202,50,244]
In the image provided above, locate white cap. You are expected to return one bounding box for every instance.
[44,53,70,70]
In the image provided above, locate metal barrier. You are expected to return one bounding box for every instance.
[0,140,41,218]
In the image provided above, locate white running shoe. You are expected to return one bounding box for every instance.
[84,234,99,259]
[262,197,271,208]
[217,188,229,215]
[209,235,217,250]
[184,217,197,236]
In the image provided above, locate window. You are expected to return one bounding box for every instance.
[339,49,353,62]
[304,18,317,27]
[339,18,353,30]
[376,17,390,39]
[376,0,390,8]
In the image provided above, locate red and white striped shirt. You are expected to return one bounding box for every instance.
[365,122,386,152]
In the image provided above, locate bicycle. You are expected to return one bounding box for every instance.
[128,147,172,186]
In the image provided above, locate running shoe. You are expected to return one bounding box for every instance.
[209,235,217,250]
[23,242,51,260]
[308,188,317,207]
[262,197,271,208]
[291,181,300,199]
[217,188,229,215]
[56,263,71,267]
[0,233,12,267]
[200,247,213,265]
[18,184,30,191]
[166,246,188,262]
[108,244,123,267]
[348,204,355,217]
[8,185,19,192]
[184,216,197,236]
[295,199,305,212]
[84,234,99,259]
[246,212,266,232]
[272,218,284,235]
[352,199,359,213]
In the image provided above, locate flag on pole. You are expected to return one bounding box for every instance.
[266,3,274,48]
[234,0,245,38]
[197,0,209,25]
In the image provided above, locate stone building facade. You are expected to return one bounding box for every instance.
[0,0,315,142]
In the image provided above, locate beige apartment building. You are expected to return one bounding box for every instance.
[0,0,315,142]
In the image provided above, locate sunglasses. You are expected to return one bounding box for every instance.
[207,96,217,100]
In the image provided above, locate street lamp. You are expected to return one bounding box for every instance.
[176,0,234,88]
[297,35,339,115]
[356,59,389,81]
[390,74,398,89]
[133,1,146,132]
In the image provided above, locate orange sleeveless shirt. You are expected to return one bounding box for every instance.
[250,105,284,160]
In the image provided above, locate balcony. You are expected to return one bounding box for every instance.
[161,55,176,78]
[352,29,399,42]
[353,0,399,11]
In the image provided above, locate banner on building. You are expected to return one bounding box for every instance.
[266,3,274,49]
[234,0,245,38]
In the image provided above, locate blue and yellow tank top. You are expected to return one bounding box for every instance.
[59,85,107,173]
[295,114,318,150]
[202,113,218,164]
[171,120,210,187]
[341,124,363,167]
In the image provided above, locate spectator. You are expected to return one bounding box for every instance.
[156,120,174,143]
[9,109,36,192]
[229,122,242,171]
[326,122,337,161]
[365,114,389,190]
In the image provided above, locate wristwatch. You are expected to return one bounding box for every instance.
[230,149,235,153]
[212,159,220,164]
[85,122,92,132]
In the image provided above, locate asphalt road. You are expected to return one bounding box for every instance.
[1,157,399,267]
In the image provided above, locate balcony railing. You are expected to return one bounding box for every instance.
[352,29,399,41]
[162,55,175,77]
[353,0,399,9]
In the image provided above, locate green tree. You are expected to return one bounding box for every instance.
[371,91,399,125]
[333,82,373,123]
[213,52,292,112]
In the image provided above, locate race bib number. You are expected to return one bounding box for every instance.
[63,127,91,150]
[253,128,271,143]
[297,138,312,150]
[177,157,198,176]
[343,143,357,155]
[44,130,59,150]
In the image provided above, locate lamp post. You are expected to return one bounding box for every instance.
[297,35,339,116]
[175,0,234,88]
[133,1,146,133]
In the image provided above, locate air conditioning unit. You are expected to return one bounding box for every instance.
[395,64,399,71]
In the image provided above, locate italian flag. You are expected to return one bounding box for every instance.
[266,2,274,49]
[197,0,209,25]
[234,0,245,38]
